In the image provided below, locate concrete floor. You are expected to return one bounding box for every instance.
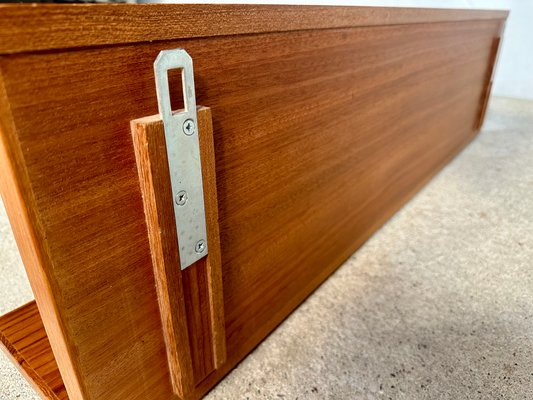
[1,97,532,399]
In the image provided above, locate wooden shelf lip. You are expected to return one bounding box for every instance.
[0,301,68,400]
[0,4,508,55]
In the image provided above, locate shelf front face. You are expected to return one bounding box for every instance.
[0,5,505,400]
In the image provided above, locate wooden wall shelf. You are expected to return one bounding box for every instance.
[0,4,507,400]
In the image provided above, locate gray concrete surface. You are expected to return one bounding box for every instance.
[1,97,532,399]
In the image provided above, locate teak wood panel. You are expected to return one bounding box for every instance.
[0,301,67,400]
[0,5,505,400]
[0,4,507,54]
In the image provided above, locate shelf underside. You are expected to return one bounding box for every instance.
[0,301,67,400]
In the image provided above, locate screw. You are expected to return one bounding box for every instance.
[183,119,196,136]
[195,239,206,254]
[175,190,188,206]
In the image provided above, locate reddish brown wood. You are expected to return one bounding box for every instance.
[476,35,503,130]
[0,301,67,400]
[0,4,507,54]
[0,5,506,400]
[130,114,194,399]
[131,107,226,397]
[0,51,88,400]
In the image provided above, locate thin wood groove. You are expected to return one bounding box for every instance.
[182,260,215,382]
[476,31,503,130]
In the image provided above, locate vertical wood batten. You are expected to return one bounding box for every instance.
[131,107,226,398]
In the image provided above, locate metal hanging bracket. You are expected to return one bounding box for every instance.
[154,49,208,270]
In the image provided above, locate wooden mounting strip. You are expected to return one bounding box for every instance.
[130,106,226,399]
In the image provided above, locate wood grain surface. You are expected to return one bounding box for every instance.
[0,42,88,400]
[0,301,67,400]
[130,114,195,399]
[0,4,507,54]
[0,5,506,400]
[131,107,226,398]
[476,36,503,131]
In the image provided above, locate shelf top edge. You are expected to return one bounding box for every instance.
[0,4,509,55]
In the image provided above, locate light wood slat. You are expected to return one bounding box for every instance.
[0,301,68,400]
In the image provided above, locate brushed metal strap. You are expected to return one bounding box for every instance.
[154,49,208,270]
